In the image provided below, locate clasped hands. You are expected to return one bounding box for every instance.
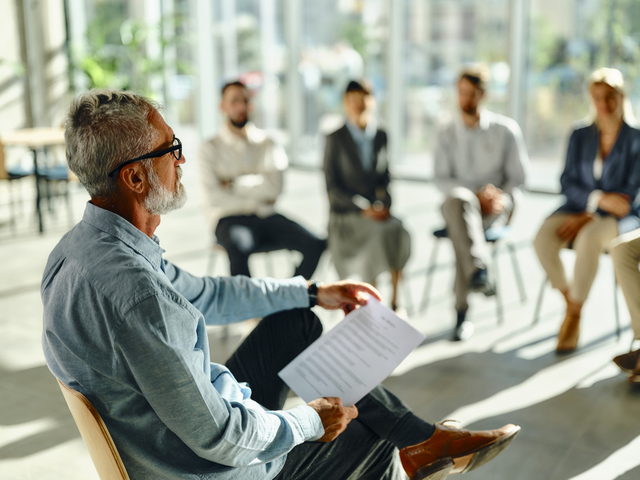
[305,279,381,441]
[361,204,390,221]
[557,192,630,242]
[477,184,506,216]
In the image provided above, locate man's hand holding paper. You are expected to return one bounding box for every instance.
[280,297,426,411]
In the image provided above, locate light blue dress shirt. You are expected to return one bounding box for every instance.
[346,119,377,170]
[42,202,324,479]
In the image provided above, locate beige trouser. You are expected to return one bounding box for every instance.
[609,229,640,340]
[534,213,618,304]
[441,187,512,311]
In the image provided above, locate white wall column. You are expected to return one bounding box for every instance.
[193,0,218,140]
[66,0,88,93]
[285,0,302,163]
[221,0,238,78]
[508,0,529,127]
[22,0,48,126]
[260,0,278,131]
[387,0,405,168]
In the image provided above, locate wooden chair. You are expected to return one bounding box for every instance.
[57,380,130,480]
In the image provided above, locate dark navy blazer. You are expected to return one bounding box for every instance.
[557,121,640,234]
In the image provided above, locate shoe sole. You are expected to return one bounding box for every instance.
[411,458,454,480]
[462,426,521,473]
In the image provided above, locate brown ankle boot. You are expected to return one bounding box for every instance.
[556,303,581,353]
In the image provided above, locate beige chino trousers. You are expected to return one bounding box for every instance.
[534,213,618,304]
[609,229,640,340]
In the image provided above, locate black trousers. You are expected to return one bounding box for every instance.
[225,309,435,480]
[215,214,326,279]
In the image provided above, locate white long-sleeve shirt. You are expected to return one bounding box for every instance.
[433,110,528,198]
[198,122,288,226]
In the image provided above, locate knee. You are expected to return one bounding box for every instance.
[610,241,631,266]
[311,237,328,256]
[573,229,605,255]
[266,308,323,343]
[534,218,557,258]
[441,188,478,216]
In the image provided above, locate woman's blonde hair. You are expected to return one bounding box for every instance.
[588,67,636,125]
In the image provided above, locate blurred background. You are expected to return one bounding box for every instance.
[4,0,640,193]
[3,2,640,479]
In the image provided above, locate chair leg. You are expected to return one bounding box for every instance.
[492,246,504,326]
[614,274,621,340]
[420,239,441,313]
[532,277,548,325]
[507,242,527,303]
[403,275,414,316]
[8,180,17,235]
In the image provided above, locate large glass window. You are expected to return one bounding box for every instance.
[64,0,640,187]
[211,0,287,135]
[399,0,511,178]
[295,0,389,166]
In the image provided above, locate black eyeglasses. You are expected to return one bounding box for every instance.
[108,136,182,178]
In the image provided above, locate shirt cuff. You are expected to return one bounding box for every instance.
[352,195,371,210]
[586,190,604,213]
[279,404,325,444]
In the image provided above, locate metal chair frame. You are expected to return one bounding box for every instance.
[531,248,622,340]
[420,227,527,325]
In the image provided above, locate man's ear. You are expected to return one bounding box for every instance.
[119,164,146,195]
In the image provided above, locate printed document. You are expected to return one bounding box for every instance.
[278,298,425,406]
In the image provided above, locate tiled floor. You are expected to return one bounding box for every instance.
[1,145,639,479]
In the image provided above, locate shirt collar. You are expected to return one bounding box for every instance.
[345,117,377,141]
[81,202,166,272]
[219,121,264,146]
[456,109,492,132]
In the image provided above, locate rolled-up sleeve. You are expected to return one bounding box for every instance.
[116,293,323,467]
[163,260,310,325]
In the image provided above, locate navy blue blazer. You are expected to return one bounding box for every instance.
[556,121,640,234]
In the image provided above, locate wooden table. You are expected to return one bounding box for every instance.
[2,127,66,233]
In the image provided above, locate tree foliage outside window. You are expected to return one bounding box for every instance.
[71,3,190,98]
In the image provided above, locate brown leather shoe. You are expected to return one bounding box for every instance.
[556,308,581,353]
[628,356,640,383]
[613,349,640,374]
[399,422,521,480]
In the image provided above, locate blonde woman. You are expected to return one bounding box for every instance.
[534,68,640,353]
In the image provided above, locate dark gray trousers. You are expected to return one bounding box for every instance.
[225,308,434,480]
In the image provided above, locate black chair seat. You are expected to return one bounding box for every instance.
[41,164,69,181]
[6,165,34,180]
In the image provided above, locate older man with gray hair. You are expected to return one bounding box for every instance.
[42,89,519,480]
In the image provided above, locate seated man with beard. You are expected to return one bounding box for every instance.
[42,89,520,480]
[198,80,326,279]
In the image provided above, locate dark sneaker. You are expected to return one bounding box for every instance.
[452,310,474,342]
[468,268,496,297]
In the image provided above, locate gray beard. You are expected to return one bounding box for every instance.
[143,166,187,216]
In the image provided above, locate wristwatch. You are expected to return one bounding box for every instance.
[308,281,323,308]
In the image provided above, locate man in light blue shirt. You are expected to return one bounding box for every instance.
[42,89,519,480]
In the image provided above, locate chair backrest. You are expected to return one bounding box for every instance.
[57,380,130,480]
